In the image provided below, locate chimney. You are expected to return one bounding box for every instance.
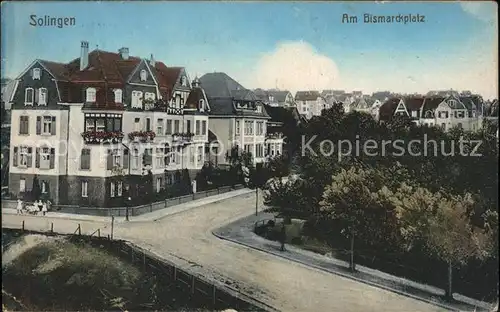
[192,77,200,88]
[149,54,155,67]
[119,47,129,60]
[80,41,89,71]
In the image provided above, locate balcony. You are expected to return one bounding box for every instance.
[81,131,124,144]
[172,132,194,144]
[128,131,156,143]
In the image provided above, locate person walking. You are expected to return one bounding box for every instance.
[280,222,287,251]
[16,199,23,214]
[41,201,48,216]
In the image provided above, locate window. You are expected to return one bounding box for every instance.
[457,123,463,129]
[132,149,139,169]
[131,91,143,108]
[32,68,41,80]
[174,120,180,133]
[244,144,252,155]
[175,146,181,164]
[25,88,34,105]
[186,120,192,134]
[146,118,151,131]
[39,147,51,169]
[41,181,48,194]
[86,88,96,102]
[19,147,32,167]
[156,178,162,193]
[202,120,207,135]
[256,122,264,135]
[165,119,172,134]
[20,179,26,193]
[175,94,181,107]
[199,99,205,111]
[195,120,200,135]
[157,119,163,134]
[411,111,418,118]
[197,146,203,163]
[38,88,47,105]
[82,181,88,197]
[156,148,164,168]
[80,148,91,170]
[456,111,465,119]
[166,174,172,185]
[96,119,105,131]
[256,144,264,158]
[110,182,116,198]
[117,182,123,197]
[145,92,155,100]
[113,149,121,167]
[256,105,262,113]
[244,121,254,135]
[19,116,29,135]
[235,120,241,135]
[42,116,52,134]
[140,70,148,81]
[441,123,446,130]
[134,118,141,131]
[438,111,449,119]
[114,89,123,103]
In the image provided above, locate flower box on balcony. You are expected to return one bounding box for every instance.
[128,131,156,142]
[81,131,124,144]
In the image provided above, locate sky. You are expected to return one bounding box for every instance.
[1,1,498,99]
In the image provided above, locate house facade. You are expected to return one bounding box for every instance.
[295,91,327,119]
[9,41,209,207]
[199,73,282,166]
[254,89,295,108]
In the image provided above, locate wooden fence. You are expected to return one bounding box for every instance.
[2,184,245,217]
[3,225,275,312]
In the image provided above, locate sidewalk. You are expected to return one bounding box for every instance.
[2,188,253,224]
[213,213,496,312]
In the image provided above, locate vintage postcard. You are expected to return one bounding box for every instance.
[1,1,498,311]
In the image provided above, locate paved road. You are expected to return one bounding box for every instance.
[3,192,447,312]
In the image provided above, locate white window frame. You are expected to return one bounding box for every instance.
[140,70,148,81]
[202,120,207,135]
[96,119,105,132]
[131,91,143,108]
[235,120,241,135]
[114,89,123,103]
[19,146,30,167]
[32,68,41,80]
[25,88,34,105]
[110,182,116,198]
[113,149,121,167]
[38,88,48,105]
[41,181,48,194]
[86,88,96,102]
[40,147,51,169]
[132,149,139,169]
[117,181,123,197]
[156,177,162,193]
[81,181,88,197]
[181,76,187,86]
[145,92,155,100]
[42,116,52,134]
[85,119,95,132]
[157,119,163,134]
[20,179,26,193]
[156,148,164,168]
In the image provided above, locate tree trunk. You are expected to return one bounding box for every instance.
[255,188,258,216]
[445,260,453,300]
[350,233,356,272]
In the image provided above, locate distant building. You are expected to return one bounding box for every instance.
[295,91,328,119]
[254,89,295,108]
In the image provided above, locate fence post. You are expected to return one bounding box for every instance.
[50,222,54,233]
[165,199,168,208]
[78,224,81,236]
[150,203,153,212]
[98,228,100,238]
[22,220,25,232]
[111,216,114,240]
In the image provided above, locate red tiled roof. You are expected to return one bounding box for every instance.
[40,48,184,107]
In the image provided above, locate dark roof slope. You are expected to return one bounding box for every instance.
[422,97,446,112]
[403,97,425,111]
[379,98,401,120]
[295,91,321,101]
[199,72,246,98]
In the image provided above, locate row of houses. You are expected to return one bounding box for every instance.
[5,41,294,207]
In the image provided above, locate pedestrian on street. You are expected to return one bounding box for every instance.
[280,222,287,251]
[16,199,23,214]
[42,201,48,216]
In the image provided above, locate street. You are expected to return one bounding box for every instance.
[2,192,446,312]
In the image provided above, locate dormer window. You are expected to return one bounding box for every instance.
[114,89,123,103]
[199,99,205,111]
[256,105,262,113]
[140,70,148,81]
[32,68,41,80]
[181,76,187,86]
[86,88,96,102]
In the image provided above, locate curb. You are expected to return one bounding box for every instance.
[212,230,485,312]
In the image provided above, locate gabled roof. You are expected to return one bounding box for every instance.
[379,98,401,120]
[184,86,209,113]
[421,97,446,112]
[199,72,247,98]
[403,96,425,111]
[295,91,321,101]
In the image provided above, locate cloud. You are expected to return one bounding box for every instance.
[248,41,339,93]
[460,2,497,23]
